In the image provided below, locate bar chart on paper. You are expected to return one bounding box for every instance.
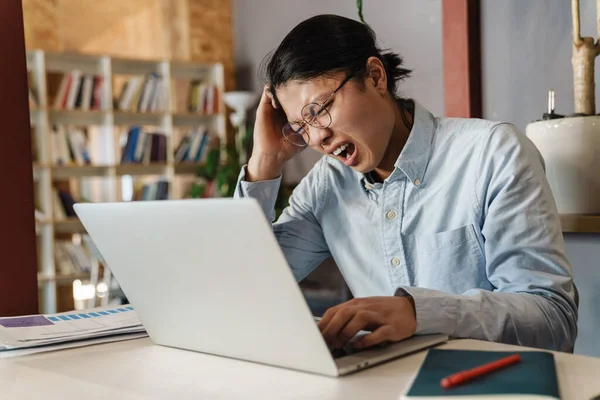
[0,305,147,358]
[31,307,136,333]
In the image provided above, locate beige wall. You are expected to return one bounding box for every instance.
[22,0,235,90]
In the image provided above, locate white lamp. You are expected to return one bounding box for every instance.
[223,91,259,165]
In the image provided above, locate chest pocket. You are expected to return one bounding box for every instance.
[412,224,486,293]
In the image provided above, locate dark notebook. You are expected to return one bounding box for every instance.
[403,349,560,399]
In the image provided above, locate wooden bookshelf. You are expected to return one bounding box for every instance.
[116,163,170,176]
[113,111,166,126]
[54,218,86,234]
[45,162,207,178]
[174,162,205,175]
[52,165,113,179]
[49,109,105,125]
[560,215,600,233]
[26,49,226,313]
[172,113,219,126]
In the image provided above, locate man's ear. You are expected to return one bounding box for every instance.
[366,56,387,94]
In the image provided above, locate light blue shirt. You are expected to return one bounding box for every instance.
[234,101,578,352]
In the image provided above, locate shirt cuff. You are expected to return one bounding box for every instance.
[398,286,459,336]
[234,165,282,222]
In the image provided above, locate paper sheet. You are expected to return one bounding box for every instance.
[0,305,146,353]
[0,332,148,359]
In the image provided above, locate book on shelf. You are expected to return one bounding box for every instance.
[54,239,91,277]
[27,70,40,108]
[52,188,77,220]
[120,126,167,164]
[174,126,215,163]
[116,73,168,113]
[52,70,105,111]
[50,125,92,165]
[31,125,41,163]
[187,79,219,114]
[136,179,169,201]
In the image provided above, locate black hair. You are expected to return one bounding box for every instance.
[262,14,412,106]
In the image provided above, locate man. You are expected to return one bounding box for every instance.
[234,14,577,352]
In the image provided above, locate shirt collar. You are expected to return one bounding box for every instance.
[357,100,436,189]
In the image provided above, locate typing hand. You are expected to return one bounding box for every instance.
[317,296,416,350]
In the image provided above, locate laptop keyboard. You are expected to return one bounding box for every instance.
[330,345,358,359]
[313,317,384,359]
[330,339,393,359]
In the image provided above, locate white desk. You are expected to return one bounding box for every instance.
[1,338,599,399]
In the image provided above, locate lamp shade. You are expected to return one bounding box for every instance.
[223,91,258,113]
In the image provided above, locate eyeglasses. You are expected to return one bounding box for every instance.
[282,72,355,147]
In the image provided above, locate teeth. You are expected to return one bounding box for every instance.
[333,143,348,156]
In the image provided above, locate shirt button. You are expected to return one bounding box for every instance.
[391,257,401,266]
[386,210,397,220]
[365,184,372,190]
[414,179,421,186]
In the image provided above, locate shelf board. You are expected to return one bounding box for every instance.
[35,220,50,236]
[36,108,219,128]
[114,111,165,126]
[116,163,169,176]
[110,57,164,75]
[560,214,600,233]
[51,164,176,177]
[170,61,214,79]
[52,164,113,178]
[37,273,55,283]
[38,272,90,285]
[32,163,48,181]
[174,163,204,175]
[54,218,86,234]
[56,273,90,286]
[172,113,220,127]
[44,51,105,74]
[49,109,106,125]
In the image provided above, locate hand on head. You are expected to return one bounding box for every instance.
[246,85,305,182]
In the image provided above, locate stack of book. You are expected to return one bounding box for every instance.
[174,126,214,163]
[120,126,167,164]
[115,73,168,113]
[187,80,219,114]
[50,125,92,165]
[53,70,106,111]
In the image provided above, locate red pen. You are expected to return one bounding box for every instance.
[441,354,521,389]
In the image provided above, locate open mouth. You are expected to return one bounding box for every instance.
[332,142,358,167]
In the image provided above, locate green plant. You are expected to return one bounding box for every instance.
[190,124,248,198]
[188,139,221,199]
[356,0,366,23]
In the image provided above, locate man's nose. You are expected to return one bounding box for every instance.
[309,126,333,148]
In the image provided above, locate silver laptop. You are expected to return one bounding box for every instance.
[74,198,447,377]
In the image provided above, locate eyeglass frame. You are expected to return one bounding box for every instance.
[281,69,359,147]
